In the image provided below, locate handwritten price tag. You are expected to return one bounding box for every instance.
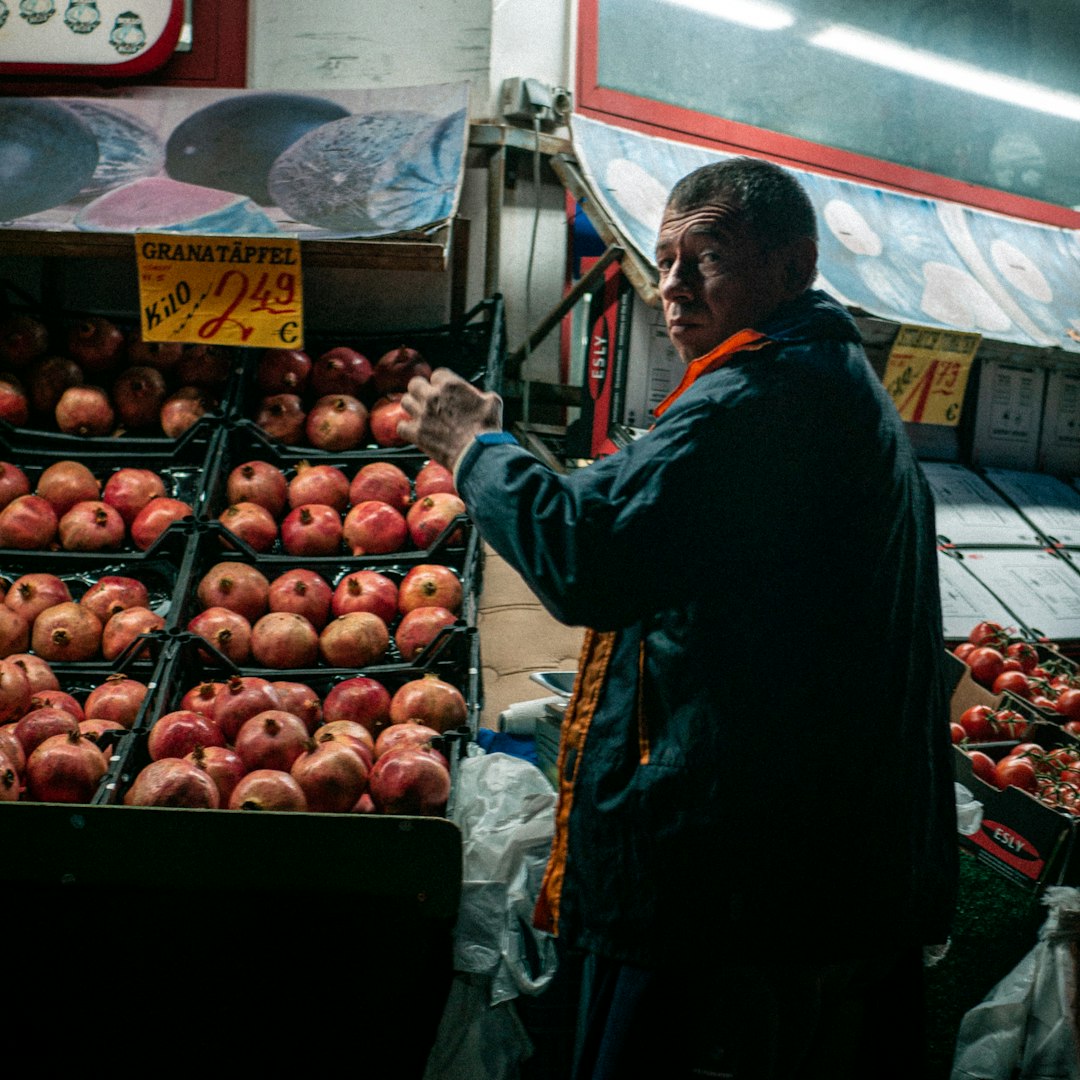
[136,234,303,348]
[883,325,980,426]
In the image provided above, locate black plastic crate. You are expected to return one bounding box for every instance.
[236,295,505,456]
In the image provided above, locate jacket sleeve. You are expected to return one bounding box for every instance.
[456,382,771,629]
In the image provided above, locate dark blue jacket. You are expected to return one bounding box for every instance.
[457,290,957,966]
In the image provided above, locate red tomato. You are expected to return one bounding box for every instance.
[968,621,1005,647]
[959,705,994,740]
[967,647,1005,687]
[992,671,1032,699]
[1065,721,1080,738]
[1054,688,1080,722]
[953,642,977,662]
[967,750,998,786]
[1032,695,1058,711]
[950,722,966,744]
[1006,642,1039,673]
[992,710,1031,740]
[1047,747,1080,769]
[1000,657,1023,673]
[994,756,1038,792]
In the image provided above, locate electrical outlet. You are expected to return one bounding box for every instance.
[500,77,557,126]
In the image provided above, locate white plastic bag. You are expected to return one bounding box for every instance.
[951,886,1080,1080]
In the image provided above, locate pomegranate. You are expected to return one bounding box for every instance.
[181,681,223,718]
[0,376,27,424]
[212,676,283,743]
[250,612,319,669]
[188,606,253,665]
[318,612,389,668]
[160,388,211,437]
[218,502,278,554]
[7,653,59,694]
[255,393,306,443]
[15,707,80,755]
[26,731,106,802]
[321,677,391,736]
[147,710,226,761]
[78,718,126,762]
[178,344,232,388]
[257,348,311,395]
[125,758,220,808]
[102,468,167,526]
[36,460,100,516]
[374,722,446,765]
[0,461,30,509]
[315,720,375,768]
[26,355,83,417]
[349,461,411,511]
[102,606,165,661]
[0,725,25,776]
[83,674,149,729]
[29,690,83,722]
[331,570,398,624]
[310,346,372,397]
[0,312,48,368]
[342,500,407,555]
[414,460,457,498]
[406,492,466,549]
[0,753,19,800]
[131,496,193,551]
[59,500,126,552]
[280,503,342,556]
[389,674,467,733]
[288,462,350,512]
[0,494,58,549]
[226,461,288,517]
[395,606,457,661]
[305,394,368,451]
[31,602,102,662]
[126,332,183,372]
[67,316,124,373]
[271,681,322,733]
[4,572,71,624]
[369,394,411,448]
[234,710,310,772]
[55,385,115,436]
[352,792,376,813]
[291,738,368,813]
[228,769,307,811]
[197,561,271,623]
[368,747,450,815]
[112,365,168,429]
[267,568,332,629]
[372,344,431,395]
[79,576,149,623]
[0,606,29,656]
[185,745,246,807]
[398,564,463,614]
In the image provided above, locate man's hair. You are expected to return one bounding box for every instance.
[666,157,818,250]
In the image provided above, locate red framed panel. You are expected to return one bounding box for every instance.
[576,0,1080,230]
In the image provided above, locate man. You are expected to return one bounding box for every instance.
[399,157,957,1078]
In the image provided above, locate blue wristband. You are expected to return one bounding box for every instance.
[475,431,518,446]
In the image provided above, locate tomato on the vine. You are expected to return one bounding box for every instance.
[953,642,977,662]
[992,671,1032,699]
[992,710,1031,739]
[967,750,998,786]
[967,647,1005,687]
[1054,688,1080,723]
[958,705,994,740]
[969,621,1006,647]
[1005,641,1039,673]
[950,722,966,744]
[994,756,1038,792]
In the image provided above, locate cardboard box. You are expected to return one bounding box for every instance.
[1038,366,1080,476]
[971,359,1046,471]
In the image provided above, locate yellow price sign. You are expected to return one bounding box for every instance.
[883,325,980,426]
[136,233,303,349]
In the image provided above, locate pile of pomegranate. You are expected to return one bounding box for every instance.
[0,311,230,438]
[0,571,166,664]
[191,558,462,668]
[253,343,431,450]
[0,459,193,552]
[0,652,150,803]
[217,457,465,557]
[123,671,464,814]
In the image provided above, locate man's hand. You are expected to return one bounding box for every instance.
[398,369,503,471]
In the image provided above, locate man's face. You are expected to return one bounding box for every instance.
[655,198,796,363]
